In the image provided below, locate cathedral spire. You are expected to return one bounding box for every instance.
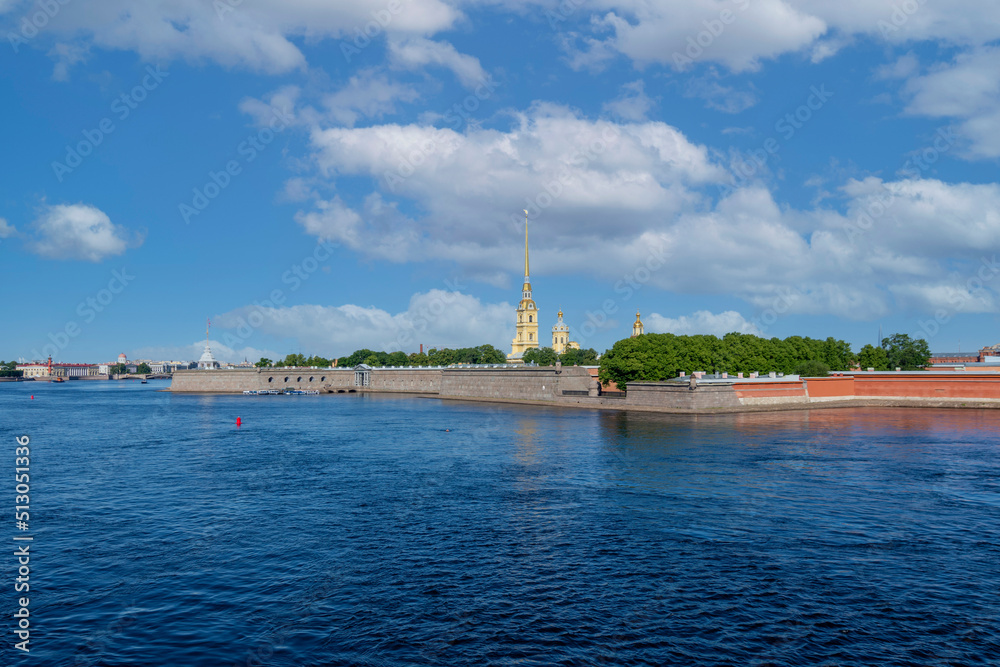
[523,209,529,279]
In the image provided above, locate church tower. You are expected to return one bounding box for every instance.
[632,311,644,337]
[508,211,539,362]
[552,309,580,354]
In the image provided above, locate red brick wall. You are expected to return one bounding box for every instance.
[805,376,855,397]
[854,374,1000,399]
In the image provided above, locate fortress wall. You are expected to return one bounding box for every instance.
[439,365,592,401]
[625,383,742,410]
[171,368,355,393]
[369,368,443,393]
[804,376,855,398]
[853,373,1000,399]
[734,380,809,406]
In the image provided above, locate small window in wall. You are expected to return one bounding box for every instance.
[309,376,314,382]
[321,376,326,382]
[284,377,289,382]
[268,377,273,383]
[529,333,533,341]
[297,376,302,382]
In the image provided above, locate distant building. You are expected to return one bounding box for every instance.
[632,311,644,337]
[52,363,95,378]
[17,359,51,378]
[929,345,1000,367]
[507,214,580,362]
[551,309,580,354]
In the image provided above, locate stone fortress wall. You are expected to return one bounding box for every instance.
[170,367,1000,413]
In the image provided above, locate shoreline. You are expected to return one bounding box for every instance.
[166,387,1000,414]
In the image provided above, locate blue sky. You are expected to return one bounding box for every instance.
[3,0,1000,363]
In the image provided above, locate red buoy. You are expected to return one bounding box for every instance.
[236,417,242,427]
[30,395,34,400]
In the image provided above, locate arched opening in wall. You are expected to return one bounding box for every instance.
[321,376,326,382]
[337,389,345,393]
[309,376,314,382]
[528,315,532,322]
[284,377,289,382]
[268,377,273,383]
[297,376,302,382]
[348,389,356,393]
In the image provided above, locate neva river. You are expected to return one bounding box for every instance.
[2,380,998,665]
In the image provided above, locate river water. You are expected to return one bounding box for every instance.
[1,380,998,665]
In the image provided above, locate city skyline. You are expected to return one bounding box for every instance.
[3,1,1000,363]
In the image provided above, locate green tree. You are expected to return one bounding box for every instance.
[882,333,931,370]
[255,358,272,368]
[559,347,598,366]
[794,360,830,377]
[522,347,559,366]
[407,352,429,366]
[856,344,889,370]
[339,349,376,368]
[476,344,507,364]
[387,351,408,366]
[109,363,126,375]
[136,363,152,374]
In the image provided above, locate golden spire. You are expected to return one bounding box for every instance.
[523,209,529,278]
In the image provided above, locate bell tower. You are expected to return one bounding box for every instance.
[508,210,539,362]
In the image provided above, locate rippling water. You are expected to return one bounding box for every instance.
[2,380,998,665]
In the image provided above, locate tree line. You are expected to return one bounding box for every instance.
[598,332,931,390]
[255,345,510,369]
[522,347,599,366]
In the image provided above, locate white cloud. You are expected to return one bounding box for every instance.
[132,341,279,365]
[0,217,16,238]
[299,103,724,280]
[215,289,514,354]
[16,0,462,74]
[899,46,1000,158]
[29,204,140,262]
[645,310,761,336]
[586,0,826,73]
[387,37,487,88]
[602,80,655,121]
[286,94,1000,320]
[684,77,758,114]
[322,69,420,126]
[562,0,1000,73]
